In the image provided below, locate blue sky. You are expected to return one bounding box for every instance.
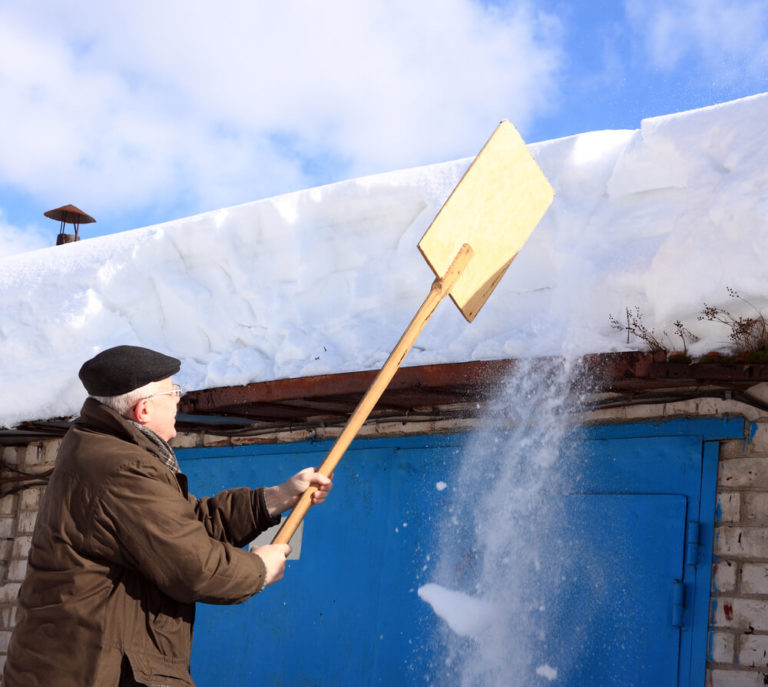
[0,0,766,255]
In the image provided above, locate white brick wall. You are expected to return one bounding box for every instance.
[0,441,58,680]
[710,423,768,685]
[708,669,767,687]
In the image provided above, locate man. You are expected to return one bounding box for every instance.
[4,345,332,687]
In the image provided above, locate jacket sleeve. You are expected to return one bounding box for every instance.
[191,486,281,548]
[88,460,270,605]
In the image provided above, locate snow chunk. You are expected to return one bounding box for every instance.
[417,583,496,637]
[536,664,558,681]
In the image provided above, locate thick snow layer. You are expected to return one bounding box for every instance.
[1,93,767,428]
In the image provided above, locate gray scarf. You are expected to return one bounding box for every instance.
[128,421,181,474]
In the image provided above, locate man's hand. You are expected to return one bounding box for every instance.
[252,543,291,587]
[263,467,333,517]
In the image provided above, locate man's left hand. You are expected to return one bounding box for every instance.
[264,467,333,516]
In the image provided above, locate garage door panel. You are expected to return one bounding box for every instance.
[535,494,687,686]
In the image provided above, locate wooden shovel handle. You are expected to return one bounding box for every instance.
[272,243,474,545]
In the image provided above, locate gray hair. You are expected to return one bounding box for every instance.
[92,380,161,418]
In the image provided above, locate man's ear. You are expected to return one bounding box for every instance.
[132,398,150,425]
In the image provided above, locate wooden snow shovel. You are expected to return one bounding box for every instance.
[272,120,554,545]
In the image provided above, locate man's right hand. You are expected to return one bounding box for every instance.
[251,543,291,587]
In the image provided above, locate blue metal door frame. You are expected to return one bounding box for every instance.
[576,417,748,685]
[178,416,746,686]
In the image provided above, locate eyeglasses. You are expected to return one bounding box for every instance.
[143,383,183,400]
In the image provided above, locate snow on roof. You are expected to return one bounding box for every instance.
[2,92,767,428]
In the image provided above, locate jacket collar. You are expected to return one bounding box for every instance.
[76,397,178,471]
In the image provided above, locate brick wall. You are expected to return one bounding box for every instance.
[1,409,767,685]
[0,441,60,678]
[708,422,768,686]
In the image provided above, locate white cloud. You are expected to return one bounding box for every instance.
[0,1,563,225]
[625,0,768,79]
[0,211,49,258]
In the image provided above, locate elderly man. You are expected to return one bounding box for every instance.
[4,345,332,687]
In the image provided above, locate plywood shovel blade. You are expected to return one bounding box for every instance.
[418,120,554,321]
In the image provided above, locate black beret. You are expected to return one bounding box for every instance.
[78,345,181,396]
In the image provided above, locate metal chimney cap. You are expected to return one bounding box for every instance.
[44,204,96,225]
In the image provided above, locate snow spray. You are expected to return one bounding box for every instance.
[419,355,595,685]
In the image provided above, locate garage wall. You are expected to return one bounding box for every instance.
[0,402,766,685]
[708,422,768,686]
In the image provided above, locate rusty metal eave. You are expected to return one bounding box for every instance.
[175,352,768,430]
[173,359,517,431]
[4,352,768,444]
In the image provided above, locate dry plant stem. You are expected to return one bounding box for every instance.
[699,288,768,355]
[272,243,475,545]
[609,306,667,352]
[611,288,768,358]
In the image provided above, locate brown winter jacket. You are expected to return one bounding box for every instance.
[3,398,280,687]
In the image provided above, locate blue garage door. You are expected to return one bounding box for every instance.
[178,417,745,686]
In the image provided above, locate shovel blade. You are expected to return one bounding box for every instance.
[418,120,554,322]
